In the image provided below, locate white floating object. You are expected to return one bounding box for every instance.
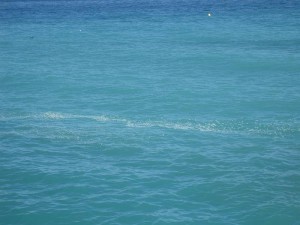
[208,13,211,17]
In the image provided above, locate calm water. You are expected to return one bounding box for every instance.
[1,0,300,224]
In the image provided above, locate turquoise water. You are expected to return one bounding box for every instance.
[1,0,300,224]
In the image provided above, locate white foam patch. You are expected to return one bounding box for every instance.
[41,112,131,125]
[43,112,67,119]
[89,115,111,122]
[126,121,219,133]
[126,119,299,137]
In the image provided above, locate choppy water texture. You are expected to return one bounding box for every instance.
[1,0,300,224]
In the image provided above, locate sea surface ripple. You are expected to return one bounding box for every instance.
[1,0,300,224]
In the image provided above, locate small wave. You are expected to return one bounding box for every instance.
[42,112,113,122]
[0,115,31,121]
[0,111,298,137]
[124,119,299,137]
[126,121,217,132]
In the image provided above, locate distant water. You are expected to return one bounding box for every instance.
[1,0,300,224]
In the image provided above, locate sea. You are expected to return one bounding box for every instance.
[0,0,299,224]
